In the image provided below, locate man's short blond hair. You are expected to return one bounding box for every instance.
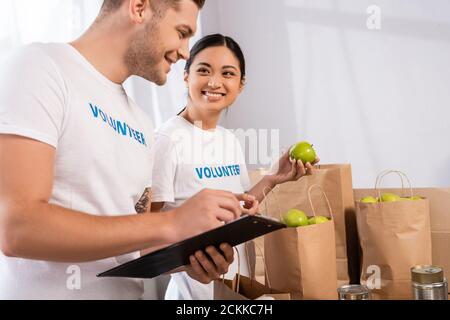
[101,0,206,14]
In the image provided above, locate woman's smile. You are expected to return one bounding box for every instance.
[202,90,226,102]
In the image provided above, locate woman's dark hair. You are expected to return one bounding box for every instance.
[184,33,246,81]
[178,34,246,116]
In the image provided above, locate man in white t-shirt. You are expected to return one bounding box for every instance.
[0,0,252,299]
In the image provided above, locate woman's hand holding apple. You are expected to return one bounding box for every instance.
[268,148,320,186]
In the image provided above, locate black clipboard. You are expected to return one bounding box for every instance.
[97,215,285,279]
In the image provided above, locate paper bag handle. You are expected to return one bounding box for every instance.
[375,169,401,189]
[228,242,273,293]
[244,241,273,289]
[223,241,274,294]
[307,184,334,220]
[375,170,414,199]
[262,185,283,220]
[221,247,241,293]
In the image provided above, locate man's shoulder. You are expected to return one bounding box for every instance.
[4,43,63,63]
[1,43,68,80]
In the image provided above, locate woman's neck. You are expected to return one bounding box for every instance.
[181,104,222,131]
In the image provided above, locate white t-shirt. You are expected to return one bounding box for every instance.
[151,116,253,300]
[0,43,154,299]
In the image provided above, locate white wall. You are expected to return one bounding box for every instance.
[0,0,102,54]
[201,0,450,188]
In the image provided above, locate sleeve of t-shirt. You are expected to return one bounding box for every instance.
[0,45,67,148]
[150,133,178,203]
[237,139,252,192]
[240,163,252,193]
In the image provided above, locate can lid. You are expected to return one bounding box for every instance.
[337,285,371,300]
[411,265,444,284]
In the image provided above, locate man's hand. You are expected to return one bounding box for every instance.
[168,189,249,242]
[238,193,259,214]
[184,243,234,284]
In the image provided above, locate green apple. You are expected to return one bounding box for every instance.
[400,196,422,201]
[289,141,317,164]
[380,192,401,202]
[361,196,378,203]
[282,209,309,227]
[308,216,330,225]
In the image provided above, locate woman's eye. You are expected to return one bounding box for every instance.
[197,68,209,74]
[223,71,236,77]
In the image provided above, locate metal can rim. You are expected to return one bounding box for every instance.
[411,265,444,284]
[412,278,448,289]
[337,285,371,300]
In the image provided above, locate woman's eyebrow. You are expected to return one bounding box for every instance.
[222,65,238,71]
[196,62,211,68]
[196,63,238,71]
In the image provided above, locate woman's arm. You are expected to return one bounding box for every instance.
[247,150,319,204]
[247,175,277,204]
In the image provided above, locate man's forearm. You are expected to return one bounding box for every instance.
[1,202,177,263]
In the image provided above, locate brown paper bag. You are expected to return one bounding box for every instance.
[354,187,450,291]
[214,244,290,300]
[253,164,356,285]
[356,170,432,300]
[213,275,291,300]
[264,185,338,300]
[305,164,357,284]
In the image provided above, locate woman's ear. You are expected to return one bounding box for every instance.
[239,77,246,93]
[184,71,189,88]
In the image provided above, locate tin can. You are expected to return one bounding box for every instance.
[337,284,371,300]
[411,265,448,300]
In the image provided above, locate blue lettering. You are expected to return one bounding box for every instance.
[214,167,223,177]
[89,103,99,118]
[194,165,244,179]
[126,125,133,137]
[107,116,117,131]
[195,168,203,179]
[135,131,142,144]
[99,110,107,122]
[141,133,147,146]
[134,131,142,145]
[117,121,127,136]
[88,102,146,147]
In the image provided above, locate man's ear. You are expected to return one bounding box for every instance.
[129,0,152,23]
